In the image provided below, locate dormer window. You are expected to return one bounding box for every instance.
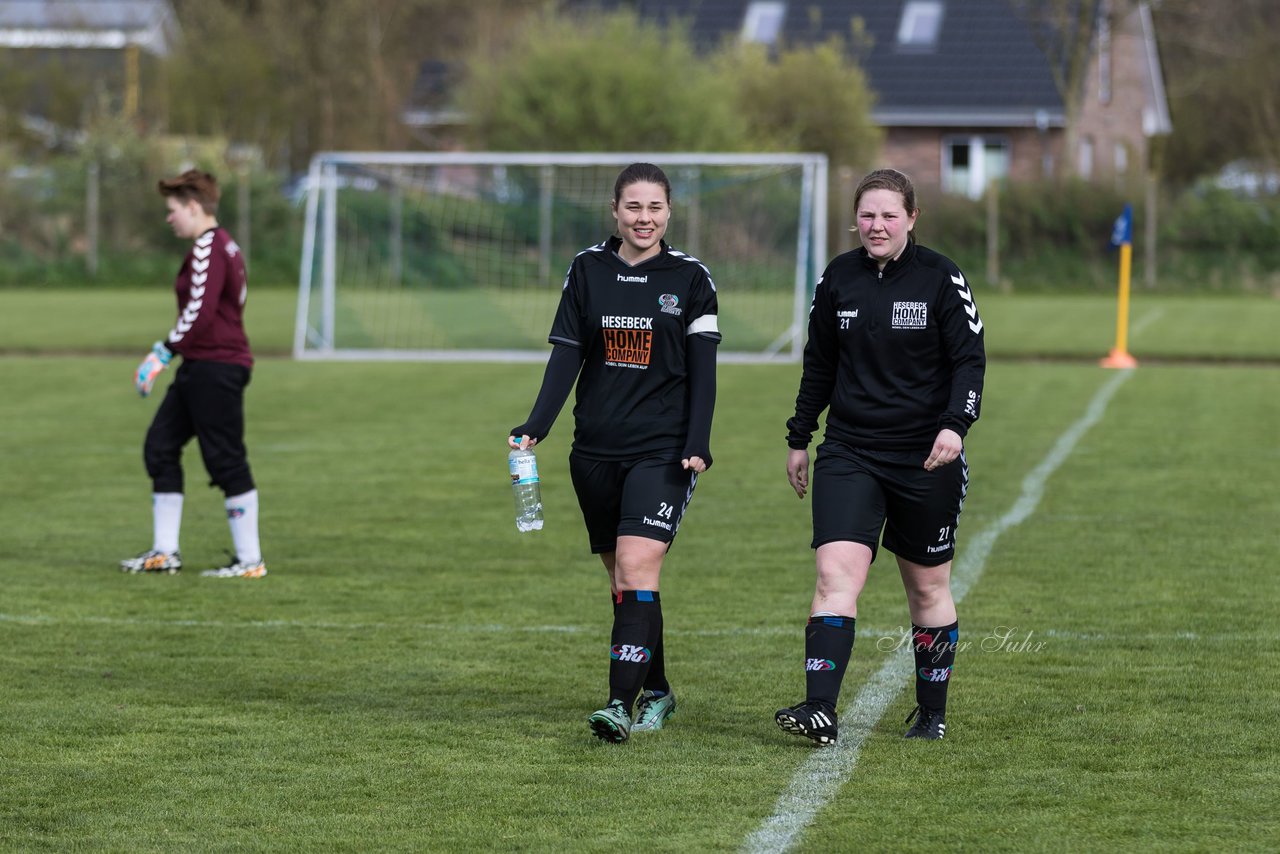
[742,1,786,46]
[897,0,944,49]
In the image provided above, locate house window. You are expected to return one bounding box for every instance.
[1097,15,1112,105]
[1078,137,1095,178]
[897,1,944,49]
[1115,143,1128,175]
[742,2,786,46]
[943,136,1009,199]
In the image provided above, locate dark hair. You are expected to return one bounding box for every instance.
[158,169,221,215]
[613,162,671,204]
[853,168,918,216]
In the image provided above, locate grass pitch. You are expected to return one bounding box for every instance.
[4,286,1279,361]
[0,290,1276,851]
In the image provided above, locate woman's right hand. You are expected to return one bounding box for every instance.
[508,434,537,450]
[787,448,810,499]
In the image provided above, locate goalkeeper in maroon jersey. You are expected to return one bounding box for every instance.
[120,169,266,579]
[508,163,720,743]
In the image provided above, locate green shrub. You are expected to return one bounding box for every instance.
[1162,185,1280,265]
[903,179,1277,292]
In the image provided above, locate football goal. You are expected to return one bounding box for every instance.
[294,152,828,362]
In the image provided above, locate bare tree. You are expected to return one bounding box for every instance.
[1009,0,1139,179]
[1154,0,1280,183]
[165,0,485,169]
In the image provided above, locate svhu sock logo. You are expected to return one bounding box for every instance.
[226,506,246,519]
[805,658,836,671]
[610,644,651,663]
[918,666,952,682]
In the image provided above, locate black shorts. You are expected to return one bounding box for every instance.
[144,360,254,496]
[568,454,698,554]
[810,442,968,566]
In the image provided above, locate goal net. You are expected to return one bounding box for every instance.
[294,152,828,362]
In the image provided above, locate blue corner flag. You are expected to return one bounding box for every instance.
[1110,204,1133,247]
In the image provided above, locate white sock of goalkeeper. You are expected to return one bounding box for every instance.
[225,490,261,564]
[152,492,183,554]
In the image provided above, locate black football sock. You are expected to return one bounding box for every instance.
[912,621,959,712]
[607,590,661,712]
[804,615,856,710]
[613,592,668,695]
[642,623,670,696]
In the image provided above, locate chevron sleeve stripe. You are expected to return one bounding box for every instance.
[938,268,987,436]
[166,230,223,348]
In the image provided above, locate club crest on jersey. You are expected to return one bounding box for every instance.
[891,301,928,329]
[658,294,682,316]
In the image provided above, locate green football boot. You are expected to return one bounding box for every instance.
[632,690,676,733]
[587,700,632,743]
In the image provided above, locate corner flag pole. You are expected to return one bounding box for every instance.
[1101,204,1138,369]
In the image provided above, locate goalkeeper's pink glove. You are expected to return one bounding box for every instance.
[134,341,173,397]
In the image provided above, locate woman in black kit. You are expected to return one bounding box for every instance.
[508,163,720,743]
[775,168,986,745]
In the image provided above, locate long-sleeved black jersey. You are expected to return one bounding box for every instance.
[547,236,721,461]
[786,241,985,451]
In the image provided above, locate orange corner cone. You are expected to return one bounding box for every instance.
[1100,348,1138,369]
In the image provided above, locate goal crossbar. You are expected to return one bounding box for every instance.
[294,151,828,363]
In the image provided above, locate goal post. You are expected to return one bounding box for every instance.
[294,151,828,362]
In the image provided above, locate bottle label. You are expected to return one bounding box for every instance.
[509,453,539,485]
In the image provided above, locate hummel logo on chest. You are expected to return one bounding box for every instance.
[617,273,648,283]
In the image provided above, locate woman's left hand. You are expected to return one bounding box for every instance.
[923,428,963,471]
[682,456,707,473]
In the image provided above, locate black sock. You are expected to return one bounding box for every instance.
[613,592,670,696]
[608,590,661,712]
[912,621,958,712]
[804,615,855,710]
[642,625,670,696]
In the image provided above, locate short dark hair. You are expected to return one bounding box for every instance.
[853,168,918,216]
[613,162,671,204]
[158,169,220,215]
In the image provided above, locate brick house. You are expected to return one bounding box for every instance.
[560,0,1172,198]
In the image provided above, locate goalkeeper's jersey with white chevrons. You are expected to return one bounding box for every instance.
[165,227,253,368]
[549,237,721,461]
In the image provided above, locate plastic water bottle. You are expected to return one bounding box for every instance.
[509,447,544,532]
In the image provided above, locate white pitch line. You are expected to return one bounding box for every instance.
[741,368,1135,854]
[1129,307,1165,339]
[1,612,1256,645]
[0,612,923,641]
[0,612,846,638]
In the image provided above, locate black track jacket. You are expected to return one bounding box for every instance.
[786,241,985,451]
